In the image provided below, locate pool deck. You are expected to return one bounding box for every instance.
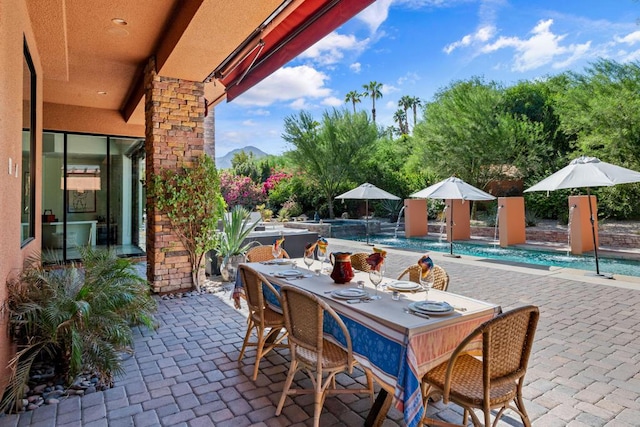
[2,237,640,426]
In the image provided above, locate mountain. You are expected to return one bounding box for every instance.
[215,146,268,169]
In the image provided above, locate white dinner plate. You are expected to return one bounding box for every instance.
[408,301,454,316]
[332,288,369,299]
[274,269,301,278]
[387,280,421,291]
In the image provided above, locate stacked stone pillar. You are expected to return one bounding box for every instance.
[144,57,205,293]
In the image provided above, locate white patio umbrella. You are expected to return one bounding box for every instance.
[410,177,496,257]
[525,156,640,277]
[336,183,400,245]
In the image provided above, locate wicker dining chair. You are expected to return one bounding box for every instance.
[246,245,291,262]
[421,305,540,427]
[275,285,374,427]
[350,252,372,272]
[397,264,450,291]
[237,264,288,380]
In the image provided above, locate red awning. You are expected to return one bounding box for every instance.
[218,0,375,102]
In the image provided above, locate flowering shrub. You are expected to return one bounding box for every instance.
[263,169,292,194]
[279,197,302,218]
[220,171,265,209]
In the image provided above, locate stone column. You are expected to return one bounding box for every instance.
[203,106,215,160]
[404,199,427,238]
[144,56,205,293]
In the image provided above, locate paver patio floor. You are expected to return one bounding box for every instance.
[1,237,640,426]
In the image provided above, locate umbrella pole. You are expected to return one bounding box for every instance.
[586,188,607,277]
[443,200,461,258]
[365,199,371,245]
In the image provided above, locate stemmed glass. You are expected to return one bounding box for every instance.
[419,270,434,301]
[303,250,315,271]
[272,244,282,260]
[368,269,383,300]
[316,247,327,273]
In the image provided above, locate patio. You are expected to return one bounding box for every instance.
[1,237,640,426]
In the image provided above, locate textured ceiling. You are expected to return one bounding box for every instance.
[27,0,284,125]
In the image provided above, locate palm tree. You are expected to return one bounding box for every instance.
[409,96,422,129]
[398,95,412,132]
[362,81,383,123]
[344,90,362,113]
[393,109,408,135]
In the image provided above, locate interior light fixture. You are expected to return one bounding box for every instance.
[111,18,128,26]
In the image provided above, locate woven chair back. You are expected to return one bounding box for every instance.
[281,287,324,351]
[246,245,290,262]
[239,264,281,322]
[481,305,539,383]
[397,264,449,291]
[350,252,372,272]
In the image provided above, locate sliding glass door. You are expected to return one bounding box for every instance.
[42,132,145,261]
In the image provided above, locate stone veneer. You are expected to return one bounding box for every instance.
[144,57,205,293]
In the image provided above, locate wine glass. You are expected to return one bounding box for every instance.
[303,250,315,271]
[369,269,383,300]
[317,248,327,273]
[272,244,282,260]
[420,270,434,301]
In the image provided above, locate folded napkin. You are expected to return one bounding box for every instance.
[317,237,328,255]
[418,254,434,278]
[304,241,317,257]
[366,247,387,271]
[273,236,285,251]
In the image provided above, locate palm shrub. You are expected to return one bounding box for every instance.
[1,247,157,413]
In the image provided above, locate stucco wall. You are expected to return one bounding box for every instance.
[0,0,43,395]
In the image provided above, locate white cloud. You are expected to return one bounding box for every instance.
[322,96,343,107]
[480,19,591,72]
[444,25,497,54]
[300,32,369,66]
[384,100,396,110]
[241,119,258,126]
[357,0,393,33]
[619,48,640,62]
[289,98,311,110]
[234,65,332,107]
[397,72,420,86]
[615,30,640,46]
[381,84,398,95]
[350,62,362,73]
[248,108,270,116]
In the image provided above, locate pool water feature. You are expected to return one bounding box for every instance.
[343,235,640,277]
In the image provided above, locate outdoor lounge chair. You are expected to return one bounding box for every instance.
[420,305,539,427]
[246,245,290,262]
[237,264,288,380]
[276,285,374,427]
[397,264,450,291]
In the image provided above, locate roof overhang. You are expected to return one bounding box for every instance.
[214,0,375,102]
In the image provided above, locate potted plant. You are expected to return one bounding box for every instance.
[215,206,261,281]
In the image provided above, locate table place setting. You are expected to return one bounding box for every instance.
[407,300,455,316]
[270,268,313,279]
[386,280,423,292]
[260,258,295,266]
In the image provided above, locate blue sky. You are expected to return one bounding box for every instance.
[214,0,640,157]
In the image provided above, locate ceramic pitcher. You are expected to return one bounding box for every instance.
[329,252,354,284]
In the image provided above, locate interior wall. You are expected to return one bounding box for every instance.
[0,0,44,395]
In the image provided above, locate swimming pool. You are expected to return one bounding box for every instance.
[343,235,640,277]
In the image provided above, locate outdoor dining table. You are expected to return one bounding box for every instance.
[239,259,501,427]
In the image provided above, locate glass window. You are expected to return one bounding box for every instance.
[21,39,36,246]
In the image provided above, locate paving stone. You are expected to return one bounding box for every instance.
[132,410,160,427]
[8,248,640,427]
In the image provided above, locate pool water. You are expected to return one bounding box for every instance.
[343,235,640,277]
